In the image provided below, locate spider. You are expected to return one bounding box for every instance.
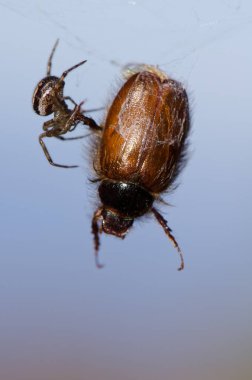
[32,40,102,168]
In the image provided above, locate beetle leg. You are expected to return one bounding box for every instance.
[91,207,104,268]
[151,207,184,271]
[39,132,78,168]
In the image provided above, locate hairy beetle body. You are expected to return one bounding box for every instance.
[92,67,190,270]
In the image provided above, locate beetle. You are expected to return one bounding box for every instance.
[32,40,101,168]
[91,66,190,270]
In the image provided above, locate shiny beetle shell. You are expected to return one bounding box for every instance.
[32,76,64,116]
[92,67,190,270]
[99,70,190,193]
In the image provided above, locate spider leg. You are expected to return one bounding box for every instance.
[42,119,55,131]
[58,60,87,86]
[76,104,103,131]
[65,96,104,113]
[64,96,77,106]
[59,102,102,136]
[55,132,91,141]
[60,103,84,135]
[84,106,104,113]
[79,115,102,131]
[43,120,80,141]
[39,132,78,169]
[77,102,102,131]
[46,39,59,76]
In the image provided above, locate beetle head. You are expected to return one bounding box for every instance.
[102,208,134,238]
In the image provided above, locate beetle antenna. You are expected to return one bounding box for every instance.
[91,207,104,269]
[151,207,184,271]
[47,39,59,76]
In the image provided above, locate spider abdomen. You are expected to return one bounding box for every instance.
[32,76,63,116]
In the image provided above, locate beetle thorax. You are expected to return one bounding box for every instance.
[98,180,154,218]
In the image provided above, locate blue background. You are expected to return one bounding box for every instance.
[0,1,252,379]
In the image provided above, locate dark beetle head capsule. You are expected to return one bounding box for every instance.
[92,66,190,270]
[32,76,64,116]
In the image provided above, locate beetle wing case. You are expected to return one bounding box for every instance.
[99,69,190,193]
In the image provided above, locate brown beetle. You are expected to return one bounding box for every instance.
[92,66,190,270]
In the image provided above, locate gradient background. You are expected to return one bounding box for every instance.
[0,1,252,379]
